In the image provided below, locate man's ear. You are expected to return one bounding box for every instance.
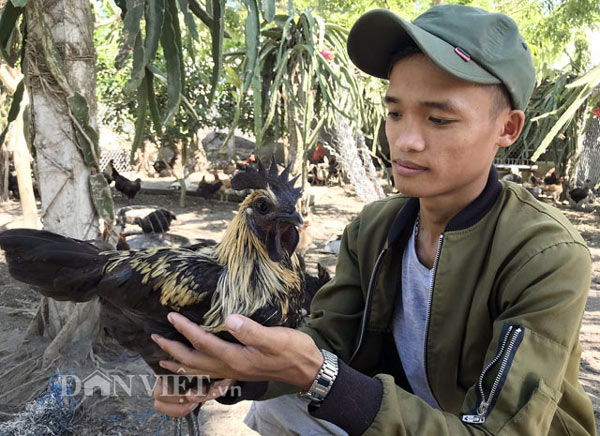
[497,110,525,148]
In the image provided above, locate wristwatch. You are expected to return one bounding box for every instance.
[298,349,339,406]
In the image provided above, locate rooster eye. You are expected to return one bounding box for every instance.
[255,198,270,214]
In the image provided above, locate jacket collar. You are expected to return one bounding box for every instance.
[387,166,502,246]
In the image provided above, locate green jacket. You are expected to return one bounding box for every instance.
[235,168,595,435]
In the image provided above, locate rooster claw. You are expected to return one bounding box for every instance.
[173,409,200,436]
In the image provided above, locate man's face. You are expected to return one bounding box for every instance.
[385,54,508,200]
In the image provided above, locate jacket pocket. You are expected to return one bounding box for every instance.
[497,379,561,435]
[462,324,525,424]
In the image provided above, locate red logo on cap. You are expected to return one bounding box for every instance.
[454,47,471,62]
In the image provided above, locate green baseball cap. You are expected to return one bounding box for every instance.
[347,5,536,110]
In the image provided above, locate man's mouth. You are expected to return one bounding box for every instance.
[393,160,427,176]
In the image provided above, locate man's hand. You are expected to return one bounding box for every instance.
[153,376,235,417]
[151,312,323,391]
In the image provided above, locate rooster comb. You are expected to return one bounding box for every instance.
[231,157,302,200]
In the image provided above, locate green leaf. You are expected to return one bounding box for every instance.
[89,173,115,224]
[260,0,275,22]
[131,75,148,164]
[0,78,24,147]
[67,92,100,167]
[242,0,260,94]
[10,0,27,7]
[123,0,144,50]
[0,2,22,66]
[159,0,183,125]
[261,48,292,136]
[144,0,165,66]
[123,31,145,95]
[177,0,199,41]
[207,0,225,107]
[252,63,263,148]
[145,68,163,136]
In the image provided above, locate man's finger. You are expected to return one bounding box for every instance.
[224,314,274,349]
[158,359,227,379]
[154,399,199,418]
[164,313,244,359]
[151,334,214,369]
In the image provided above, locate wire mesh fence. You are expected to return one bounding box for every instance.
[99,150,132,174]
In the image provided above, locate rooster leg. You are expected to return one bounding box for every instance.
[174,417,183,436]
[185,408,201,436]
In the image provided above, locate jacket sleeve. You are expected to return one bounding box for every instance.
[309,241,593,435]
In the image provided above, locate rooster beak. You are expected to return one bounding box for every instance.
[275,211,303,227]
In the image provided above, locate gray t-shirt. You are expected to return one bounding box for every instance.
[392,223,440,409]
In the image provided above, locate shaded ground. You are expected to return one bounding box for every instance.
[0,179,598,434]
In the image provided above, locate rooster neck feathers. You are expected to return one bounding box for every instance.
[205,190,302,330]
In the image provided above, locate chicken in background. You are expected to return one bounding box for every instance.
[295,201,313,255]
[196,175,222,199]
[543,168,559,185]
[501,166,523,184]
[0,159,305,436]
[211,170,253,202]
[542,177,564,203]
[107,160,142,202]
[133,209,177,234]
[235,153,256,170]
[524,174,543,199]
[567,179,595,209]
[153,152,178,177]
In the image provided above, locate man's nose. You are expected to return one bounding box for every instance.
[391,122,426,153]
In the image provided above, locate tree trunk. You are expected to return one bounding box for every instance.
[25,0,101,365]
[13,91,40,229]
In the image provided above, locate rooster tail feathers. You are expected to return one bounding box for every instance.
[0,229,108,302]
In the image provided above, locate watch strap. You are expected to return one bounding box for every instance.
[299,349,339,404]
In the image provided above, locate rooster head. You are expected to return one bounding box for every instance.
[232,158,303,262]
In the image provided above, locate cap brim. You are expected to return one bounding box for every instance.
[347,9,501,85]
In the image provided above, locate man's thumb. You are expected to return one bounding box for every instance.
[225,314,267,347]
[225,314,245,333]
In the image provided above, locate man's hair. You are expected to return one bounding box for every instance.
[387,42,511,118]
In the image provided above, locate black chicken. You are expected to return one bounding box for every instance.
[0,160,305,436]
[302,262,331,314]
[196,175,222,199]
[568,180,592,206]
[134,209,177,233]
[153,153,178,176]
[108,160,142,201]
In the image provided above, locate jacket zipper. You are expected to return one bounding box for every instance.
[422,234,444,407]
[462,325,525,424]
[349,248,387,364]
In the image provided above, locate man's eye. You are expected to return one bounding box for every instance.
[429,117,453,125]
[387,111,400,120]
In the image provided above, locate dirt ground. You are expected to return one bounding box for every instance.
[0,178,598,435]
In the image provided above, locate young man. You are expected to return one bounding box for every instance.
[153,5,596,435]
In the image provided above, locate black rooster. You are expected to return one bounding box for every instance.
[0,160,304,436]
[134,209,177,233]
[196,175,222,199]
[568,179,592,207]
[108,160,142,201]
